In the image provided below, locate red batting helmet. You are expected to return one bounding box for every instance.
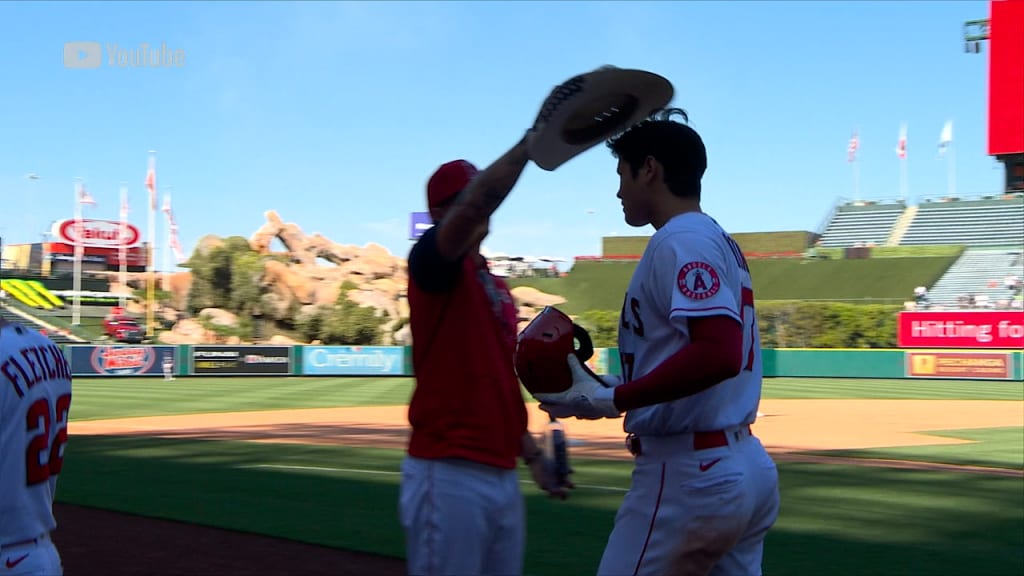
[514,306,594,395]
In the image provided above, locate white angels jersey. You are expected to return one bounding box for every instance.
[619,212,763,436]
[0,322,73,544]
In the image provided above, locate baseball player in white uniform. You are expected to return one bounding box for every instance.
[535,108,780,575]
[162,353,175,381]
[1,317,73,575]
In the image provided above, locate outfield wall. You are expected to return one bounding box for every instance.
[61,344,1024,382]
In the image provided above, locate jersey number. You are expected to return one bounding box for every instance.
[620,296,644,337]
[620,352,635,383]
[25,393,72,486]
[740,287,757,372]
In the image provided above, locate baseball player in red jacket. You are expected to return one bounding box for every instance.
[400,133,571,576]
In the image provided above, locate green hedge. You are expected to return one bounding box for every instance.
[756,301,900,348]
[573,301,902,349]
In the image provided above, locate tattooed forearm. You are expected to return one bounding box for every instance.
[456,144,530,221]
[436,136,531,259]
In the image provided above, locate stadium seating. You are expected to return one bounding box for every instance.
[817,201,906,248]
[923,247,1024,308]
[899,197,1024,246]
[0,307,79,344]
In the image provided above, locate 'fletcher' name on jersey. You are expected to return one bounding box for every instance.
[2,343,72,398]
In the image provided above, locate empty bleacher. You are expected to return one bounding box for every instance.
[922,248,1024,309]
[899,196,1024,247]
[817,201,906,248]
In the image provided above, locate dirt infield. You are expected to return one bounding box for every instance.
[59,399,1022,574]
[51,503,406,576]
[71,399,1024,466]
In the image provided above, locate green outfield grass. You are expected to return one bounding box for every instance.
[57,435,1024,576]
[67,376,1024,422]
[761,377,1024,401]
[60,376,1024,575]
[808,427,1024,470]
[67,376,416,420]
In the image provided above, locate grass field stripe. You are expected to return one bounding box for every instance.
[242,464,398,476]
[241,464,629,492]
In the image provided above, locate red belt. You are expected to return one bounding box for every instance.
[626,426,752,457]
[2,537,38,548]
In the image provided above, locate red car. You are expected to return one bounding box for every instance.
[103,316,145,343]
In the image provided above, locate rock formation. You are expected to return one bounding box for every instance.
[136,210,567,345]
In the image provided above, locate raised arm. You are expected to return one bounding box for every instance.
[435,134,531,261]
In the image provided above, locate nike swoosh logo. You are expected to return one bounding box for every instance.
[699,458,722,472]
[6,554,29,568]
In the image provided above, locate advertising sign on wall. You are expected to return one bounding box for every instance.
[302,346,405,376]
[190,346,291,375]
[584,348,610,376]
[50,254,108,264]
[905,351,1014,380]
[897,311,1024,349]
[69,345,177,376]
[409,212,433,241]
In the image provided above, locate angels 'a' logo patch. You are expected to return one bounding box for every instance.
[677,261,721,300]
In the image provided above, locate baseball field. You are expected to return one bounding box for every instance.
[57,376,1023,576]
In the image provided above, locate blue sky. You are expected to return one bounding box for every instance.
[0,0,1003,269]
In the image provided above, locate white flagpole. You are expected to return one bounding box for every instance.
[849,129,860,202]
[853,153,860,202]
[898,123,908,202]
[939,120,955,198]
[119,183,128,309]
[948,141,956,198]
[72,178,83,326]
[147,150,157,337]
[901,156,908,202]
[162,187,172,291]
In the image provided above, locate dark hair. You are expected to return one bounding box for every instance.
[606,107,707,199]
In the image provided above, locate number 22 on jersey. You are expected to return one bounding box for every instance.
[25,393,72,485]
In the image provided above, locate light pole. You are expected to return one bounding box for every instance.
[25,173,41,274]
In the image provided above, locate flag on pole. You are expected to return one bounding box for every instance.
[896,124,907,159]
[847,130,859,163]
[79,186,97,206]
[161,191,185,262]
[145,157,157,210]
[938,120,953,156]
[168,224,186,262]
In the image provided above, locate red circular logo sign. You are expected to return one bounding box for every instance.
[90,346,156,375]
[677,261,721,300]
[56,219,141,248]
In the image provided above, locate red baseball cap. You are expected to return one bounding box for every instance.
[427,159,478,219]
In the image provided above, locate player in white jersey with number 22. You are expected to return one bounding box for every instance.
[1,317,73,575]
[535,108,780,575]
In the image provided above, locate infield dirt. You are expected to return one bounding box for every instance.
[71,399,1024,467]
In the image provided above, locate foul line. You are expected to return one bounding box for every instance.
[241,464,629,493]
